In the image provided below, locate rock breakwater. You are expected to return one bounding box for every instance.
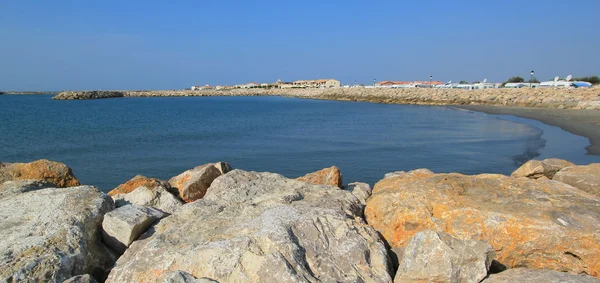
[52,87,600,110]
[53,91,125,100]
[2,159,600,282]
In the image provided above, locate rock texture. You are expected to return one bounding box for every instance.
[296,166,343,188]
[348,182,372,205]
[395,230,495,283]
[482,268,600,283]
[63,274,99,283]
[0,185,115,282]
[102,205,168,254]
[106,170,392,282]
[53,91,125,100]
[158,271,218,283]
[365,170,600,276]
[511,158,575,179]
[553,163,600,197]
[169,163,225,203]
[109,175,183,213]
[0,179,56,198]
[0,159,80,187]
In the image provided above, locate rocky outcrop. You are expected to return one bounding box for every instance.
[53,91,125,100]
[109,175,183,213]
[365,170,600,276]
[296,166,343,188]
[553,163,600,197]
[168,163,227,203]
[511,158,575,179]
[106,170,392,282]
[63,274,99,283]
[482,268,600,283]
[0,185,115,282]
[102,205,168,254]
[395,230,495,283]
[0,159,80,187]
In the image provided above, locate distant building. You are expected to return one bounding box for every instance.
[290,79,341,88]
[191,85,212,90]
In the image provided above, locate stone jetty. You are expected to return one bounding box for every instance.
[51,87,600,110]
[1,159,600,282]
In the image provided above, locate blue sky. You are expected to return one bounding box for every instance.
[1,0,598,90]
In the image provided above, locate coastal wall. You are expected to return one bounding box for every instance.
[53,87,600,110]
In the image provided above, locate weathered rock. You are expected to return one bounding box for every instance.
[349,181,372,205]
[383,168,434,180]
[0,185,115,282]
[169,164,223,203]
[63,274,99,283]
[296,166,343,188]
[158,271,218,283]
[102,205,168,254]
[106,170,392,282]
[482,268,600,283]
[212,161,233,175]
[0,179,55,198]
[365,171,600,277]
[0,159,80,187]
[395,230,495,283]
[109,175,183,213]
[553,163,600,197]
[511,158,575,179]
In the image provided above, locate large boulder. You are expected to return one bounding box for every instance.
[296,166,343,188]
[102,205,168,254]
[0,159,80,187]
[109,175,183,213]
[553,163,600,197]
[482,268,600,283]
[511,158,575,179]
[0,185,115,282]
[168,163,226,203]
[106,170,392,282]
[365,170,600,277]
[395,230,495,283]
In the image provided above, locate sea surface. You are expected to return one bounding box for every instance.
[1,94,598,191]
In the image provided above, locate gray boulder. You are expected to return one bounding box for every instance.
[63,274,99,283]
[553,163,600,197]
[348,181,372,205]
[159,271,218,283]
[102,205,168,254]
[511,158,576,179]
[0,185,115,282]
[482,268,600,283]
[395,230,495,283]
[0,179,56,198]
[108,175,183,213]
[107,170,392,282]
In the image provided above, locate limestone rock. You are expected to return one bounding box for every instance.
[158,271,218,283]
[349,182,372,205]
[109,175,183,213]
[0,179,55,198]
[365,172,600,276]
[106,170,392,282]
[395,230,495,283]
[0,159,80,187]
[212,161,233,175]
[296,165,343,188]
[482,268,600,283]
[0,185,115,282]
[63,274,99,283]
[383,168,434,180]
[511,158,575,179]
[102,205,168,254]
[553,163,600,197]
[169,164,223,202]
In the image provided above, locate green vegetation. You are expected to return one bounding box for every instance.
[459,80,469,84]
[506,76,525,83]
[528,78,540,83]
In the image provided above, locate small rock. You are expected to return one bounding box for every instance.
[348,182,372,205]
[109,175,183,213]
[553,163,600,197]
[63,274,98,283]
[0,159,80,187]
[169,164,223,202]
[212,161,233,175]
[482,268,600,283]
[296,165,343,188]
[395,230,495,283]
[102,205,168,254]
[511,158,575,179]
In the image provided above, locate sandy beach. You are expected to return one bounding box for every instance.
[457,105,600,155]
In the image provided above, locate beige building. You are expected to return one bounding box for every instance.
[290,79,341,88]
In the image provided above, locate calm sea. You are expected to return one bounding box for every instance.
[1,94,598,191]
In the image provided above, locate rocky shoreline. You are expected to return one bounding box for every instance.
[51,87,600,110]
[1,159,599,282]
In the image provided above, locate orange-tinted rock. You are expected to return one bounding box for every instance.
[0,159,80,187]
[296,166,343,188]
[168,164,222,203]
[365,171,600,277]
[553,163,600,197]
[108,175,170,196]
[511,158,575,179]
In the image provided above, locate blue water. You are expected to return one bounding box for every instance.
[1,94,598,191]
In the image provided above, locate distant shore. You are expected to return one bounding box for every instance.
[0,91,59,95]
[457,105,600,155]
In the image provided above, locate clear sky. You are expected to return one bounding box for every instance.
[1,0,598,90]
